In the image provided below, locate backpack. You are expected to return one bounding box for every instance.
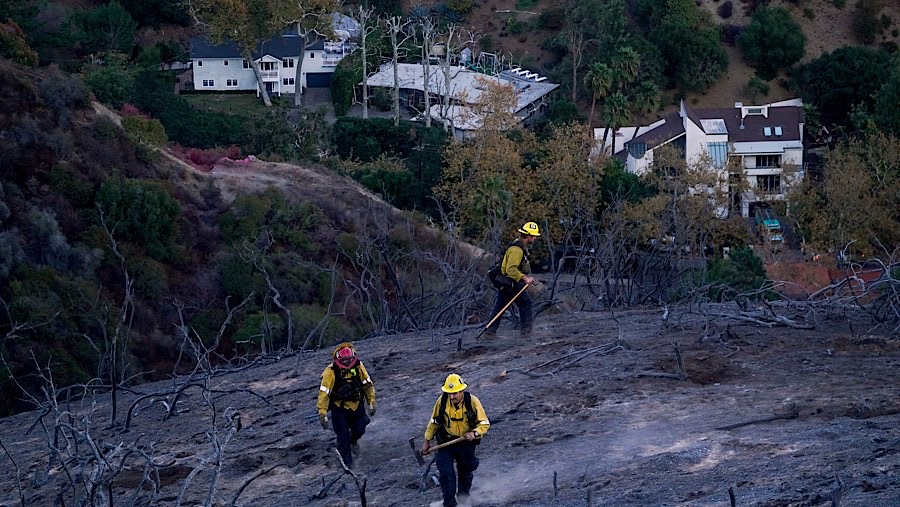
[487,240,526,289]
[330,364,363,402]
[438,392,481,445]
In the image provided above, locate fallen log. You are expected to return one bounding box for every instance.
[716,405,800,431]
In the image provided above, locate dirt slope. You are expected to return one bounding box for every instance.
[1,303,898,506]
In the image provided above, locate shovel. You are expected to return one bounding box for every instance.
[457,283,529,351]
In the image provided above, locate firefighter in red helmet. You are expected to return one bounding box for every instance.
[316,342,376,468]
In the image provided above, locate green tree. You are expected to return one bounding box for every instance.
[791,46,891,133]
[561,0,626,102]
[647,0,727,92]
[96,176,182,261]
[73,2,138,54]
[737,6,806,80]
[0,21,38,66]
[584,62,613,127]
[788,129,900,259]
[331,53,361,116]
[601,92,630,155]
[120,0,188,27]
[705,246,768,301]
[871,55,900,136]
[83,53,134,109]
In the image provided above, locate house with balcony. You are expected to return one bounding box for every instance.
[364,62,559,140]
[596,99,805,218]
[189,13,358,95]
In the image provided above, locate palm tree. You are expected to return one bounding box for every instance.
[610,46,640,92]
[602,92,630,155]
[633,80,660,119]
[584,62,613,128]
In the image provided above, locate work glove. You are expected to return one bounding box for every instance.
[367,402,377,417]
[319,413,329,430]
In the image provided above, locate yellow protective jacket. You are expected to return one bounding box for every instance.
[316,361,376,415]
[424,393,490,442]
[501,240,531,283]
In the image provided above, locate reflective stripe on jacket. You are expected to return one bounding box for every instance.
[424,393,490,441]
[316,362,375,415]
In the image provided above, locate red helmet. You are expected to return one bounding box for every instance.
[334,346,358,369]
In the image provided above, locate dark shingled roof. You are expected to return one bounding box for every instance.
[692,105,804,143]
[623,103,803,155]
[628,112,685,149]
[190,32,324,60]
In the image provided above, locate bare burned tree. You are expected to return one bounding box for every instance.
[383,16,413,126]
[99,207,136,427]
[434,25,477,131]
[240,231,293,352]
[356,5,377,119]
[413,15,438,127]
[11,354,167,507]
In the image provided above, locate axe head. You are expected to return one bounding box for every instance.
[409,437,425,466]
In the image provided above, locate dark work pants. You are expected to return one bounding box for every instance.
[435,440,479,507]
[487,281,533,334]
[330,403,369,468]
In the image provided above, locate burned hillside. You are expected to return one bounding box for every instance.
[0,303,898,506]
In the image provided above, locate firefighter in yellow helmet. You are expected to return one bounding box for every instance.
[486,221,540,337]
[316,342,376,468]
[420,373,490,507]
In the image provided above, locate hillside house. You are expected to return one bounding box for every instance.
[365,63,559,140]
[597,99,805,218]
[189,13,358,95]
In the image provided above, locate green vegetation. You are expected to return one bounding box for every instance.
[791,46,892,135]
[635,0,727,92]
[182,93,277,119]
[738,6,806,80]
[705,247,770,301]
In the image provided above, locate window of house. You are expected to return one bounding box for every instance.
[202,79,214,87]
[282,77,295,85]
[197,61,203,66]
[282,58,294,68]
[756,155,781,168]
[243,60,249,69]
[224,60,229,66]
[707,142,728,168]
[226,79,238,87]
[774,126,783,136]
[747,108,763,115]
[764,127,772,137]
[309,52,315,58]
[757,175,781,193]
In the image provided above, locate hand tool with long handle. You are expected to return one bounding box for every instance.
[409,437,425,465]
[458,283,529,351]
[421,436,467,455]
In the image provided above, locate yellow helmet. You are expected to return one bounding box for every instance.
[441,373,468,393]
[518,222,541,237]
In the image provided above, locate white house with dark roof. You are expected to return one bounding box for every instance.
[365,62,559,140]
[189,13,358,95]
[596,99,805,218]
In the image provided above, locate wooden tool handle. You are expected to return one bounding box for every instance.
[423,436,467,455]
